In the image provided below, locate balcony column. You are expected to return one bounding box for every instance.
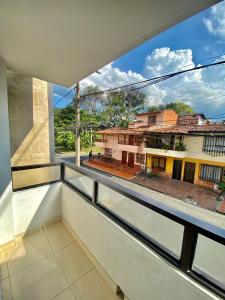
[0,58,14,245]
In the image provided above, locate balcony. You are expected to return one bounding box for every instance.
[94,138,108,148]
[144,142,187,158]
[144,147,187,158]
[118,142,142,153]
[1,162,224,300]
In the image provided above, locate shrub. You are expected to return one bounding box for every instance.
[174,142,186,151]
[218,182,225,191]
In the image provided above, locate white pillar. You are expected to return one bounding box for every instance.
[0,59,14,245]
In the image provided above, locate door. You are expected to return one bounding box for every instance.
[172,160,182,181]
[128,153,135,168]
[122,151,127,164]
[129,135,134,145]
[183,162,196,184]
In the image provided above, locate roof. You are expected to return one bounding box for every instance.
[146,123,225,134]
[96,127,148,135]
[177,113,207,125]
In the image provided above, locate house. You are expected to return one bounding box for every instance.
[96,110,225,189]
[96,110,177,169]
[145,122,225,189]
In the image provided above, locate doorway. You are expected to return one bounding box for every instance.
[122,151,127,164]
[128,153,135,168]
[129,135,134,145]
[172,160,182,181]
[183,162,196,184]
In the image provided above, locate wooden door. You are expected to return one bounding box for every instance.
[172,160,182,181]
[128,153,135,168]
[183,162,196,184]
[129,135,134,145]
[122,151,127,164]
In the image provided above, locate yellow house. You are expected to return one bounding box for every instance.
[145,123,225,189]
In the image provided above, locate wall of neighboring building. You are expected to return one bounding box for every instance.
[184,135,225,163]
[7,71,54,166]
[146,153,225,189]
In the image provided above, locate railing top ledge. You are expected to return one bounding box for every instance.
[62,161,225,243]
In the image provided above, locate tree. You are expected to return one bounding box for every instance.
[105,89,146,127]
[80,85,105,114]
[147,101,194,115]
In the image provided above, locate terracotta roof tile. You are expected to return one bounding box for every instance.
[147,123,225,134]
[96,127,148,135]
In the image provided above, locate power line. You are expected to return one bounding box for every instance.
[54,52,225,107]
[80,59,225,97]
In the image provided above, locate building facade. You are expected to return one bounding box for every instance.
[96,111,225,189]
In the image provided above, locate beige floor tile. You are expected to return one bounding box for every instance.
[10,255,68,300]
[0,278,12,300]
[7,231,52,275]
[71,269,119,300]
[53,288,76,300]
[55,242,93,284]
[45,223,73,252]
[0,250,8,280]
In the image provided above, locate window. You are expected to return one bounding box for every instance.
[118,135,125,144]
[148,115,157,125]
[203,136,225,156]
[105,148,112,158]
[199,164,222,183]
[152,157,166,170]
[136,153,145,164]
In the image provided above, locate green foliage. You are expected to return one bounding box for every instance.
[162,144,170,150]
[148,101,194,116]
[55,130,75,151]
[218,182,225,191]
[174,142,186,151]
[105,89,146,127]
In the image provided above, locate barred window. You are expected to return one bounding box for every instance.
[136,153,145,164]
[152,157,166,170]
[203,136,225,156]
[199,164,222,183]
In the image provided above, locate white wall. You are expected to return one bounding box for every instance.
[184,136,225,163]
[13,183,61,235]
[0,59,14,245]
[61,184,218,300]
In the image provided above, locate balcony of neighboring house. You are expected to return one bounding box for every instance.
[94,136,108,148]
[0,162,224,300]
[117,134,144,153]
[144,134,188,158]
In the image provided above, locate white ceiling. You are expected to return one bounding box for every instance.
[0,0,218,86]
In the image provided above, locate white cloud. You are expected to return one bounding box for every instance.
[203,1,225,39]
[79,47,225,116]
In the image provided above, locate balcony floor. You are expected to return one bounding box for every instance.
[0,222,120,300]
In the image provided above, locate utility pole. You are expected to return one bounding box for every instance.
[75,83,80,167]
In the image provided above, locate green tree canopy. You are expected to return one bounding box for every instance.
[105,89,146,127]
[148,101,194,115]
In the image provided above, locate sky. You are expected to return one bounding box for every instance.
[54,1,225,119]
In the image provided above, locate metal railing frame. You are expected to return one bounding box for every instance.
[11,161,225,298]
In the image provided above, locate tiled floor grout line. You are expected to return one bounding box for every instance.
[49,286,77,300]
[43,228,77,299]
[3,223,106,300]
[7,252,53,278]
[43,224,96,300]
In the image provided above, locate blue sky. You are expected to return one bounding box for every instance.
[54,1,225,120]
